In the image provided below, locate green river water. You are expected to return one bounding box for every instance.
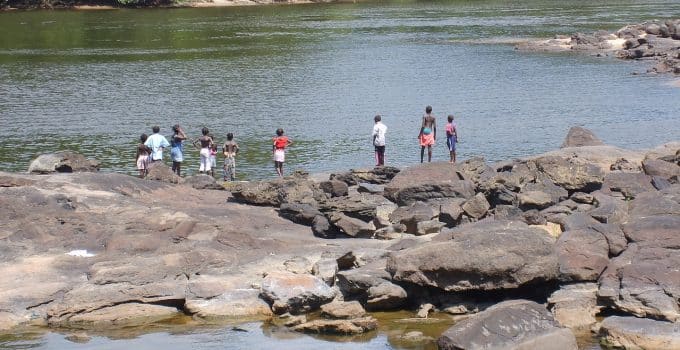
[1,0,679,348]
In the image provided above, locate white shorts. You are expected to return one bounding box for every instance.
[199,148,211,172]
[273,149,285,163]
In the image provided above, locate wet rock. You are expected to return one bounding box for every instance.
[320,300,366,319]
[260,271,336,315]
[384,162,475,206]
[185,289,273,320]
[533,156,604,192]
[547,283,600,329]
[184,174,223,190]
[555,228,610,282]
[560,126,604,148]
[366,281,407,311]
[437,300,578,350]
[292,316,378,335]
[461,193,490,219]
[28,151,100,174]
[319,180,348,197]
[387,220,558,291]
[599,316,680,350]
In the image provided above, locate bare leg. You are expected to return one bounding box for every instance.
[420,146,425,163]
[453,150,456,164]
[427,146,432,162]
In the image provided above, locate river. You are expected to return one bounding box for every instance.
[0,1,679,348]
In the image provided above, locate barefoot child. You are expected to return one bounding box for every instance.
[135,134,151,178]
[209,142,218,177]
[446,114,458,164]
[192,127,213,174]
[418,105,437,163]
[222,133,240,181]
[272,128,293,177]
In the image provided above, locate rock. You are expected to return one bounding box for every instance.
[292,316,378,335]
[320,300,366,319]
[438,198,466,227]
[28,151,100,174]
[312,257,338,286]
[437,300,578,350]
[330,166,400,185]
[493,205,525,221]
[524,177,569,204]
[145,162,182,184]
[231,174,324,207]
[600,316,680,350]
[357,182,384,194]
[518,191,554,210]
[278,203,323,226]
[185,289,273,320]
[336,249,389,270]
[570,192,594,204]
[416,220,445,236]
[389,201,436,234]
[547,283,600,329]
[283,256,312,274]
[328,212,374,237]
[601,172,655,199]
[461,193,490,219]
[642,158,680,181]
[319,180,348,197]
[416,303,435,318]
[260,272,336,315]
[533,156,604,192]
[387,220,558,291]
[555,228,610,282]
[400,331,434,343]
[366,281,407,310]
[384,162,475,206]
[372,225,404,240]
[280,313,307,327]
[610,157,642,172]
[652,176,672,190]
[588,191,629,224]
[63,303,179,328]
[184,174,223,190]
[320,193,389,222]
[336,261,391,299]
[522,209,547,225]
[560,126,604,148]
[311,215,338,239]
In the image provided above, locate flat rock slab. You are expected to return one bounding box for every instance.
[384,162,475,206]
[61,303,179,328]
[437,300,578,350]
[292,316,378,335]
[387,220,558,291]
[600,316,680,350]
[185,288,273,320]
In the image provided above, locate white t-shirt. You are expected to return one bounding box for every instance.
[372,122,387,146]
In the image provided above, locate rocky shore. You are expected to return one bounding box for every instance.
[1,126,679,349]
[516,19,680,77]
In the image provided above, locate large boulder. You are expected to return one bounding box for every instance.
[185,288,273,320]
[642,158,680,181]
[601,172,655,199]
[366,281,407,310]
[231,174,325,207]
[532,156,604,192]
[28,151,100,174]
[259,272,336,315]
[384,162,475,206]
[387,220,559,291]
[146,162,182,184]
[319,180,348,197]
[555,228,610,282]
[278,203,324,226]
[184,174,224,190]
[388,201,436,234]
[437,300,578,350]
[599,316,680,350]
[560,126,605,148]
[461,192,491,219]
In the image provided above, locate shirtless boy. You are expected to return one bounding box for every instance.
[222,133,240,181]
[446,114,458,164]
[418,105,436,163]
[273,128,293,177]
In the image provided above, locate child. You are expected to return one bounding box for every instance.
[272,128,293,177]
[170,124,186,177]
[192,127,213,174]
[209,142,218,177]
[446,114,458,164]
[135,134,151,178]
[222,133,240,181]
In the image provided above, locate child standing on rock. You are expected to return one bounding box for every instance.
[222,133,240,181]
[446,114,458,164]
[135,134,151,178]
[273,128,293,177]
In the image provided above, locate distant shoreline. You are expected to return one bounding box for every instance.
[1,0,352,11]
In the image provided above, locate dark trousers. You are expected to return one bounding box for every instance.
[374,145,385,166]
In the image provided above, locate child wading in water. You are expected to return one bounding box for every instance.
[446,114,458,164]
[272,128,293,177]
[135,134,151,178]
[222,133,240,181]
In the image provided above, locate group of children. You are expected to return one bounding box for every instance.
[135,108,456,181]
[135,125,293,181]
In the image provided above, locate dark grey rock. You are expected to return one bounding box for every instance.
[384,162,475,206]
[555,228,609,282]
[356,182,384,194]
[560,126,604,148]
[319,180,349,197]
